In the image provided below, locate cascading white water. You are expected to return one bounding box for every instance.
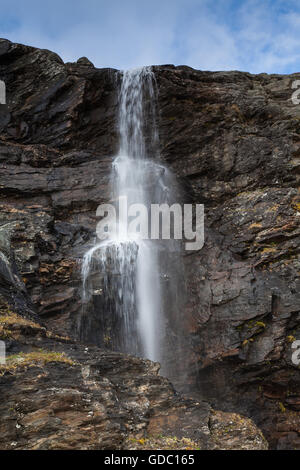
[82,67,181,364]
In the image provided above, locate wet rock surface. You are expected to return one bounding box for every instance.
[0,38,299,449]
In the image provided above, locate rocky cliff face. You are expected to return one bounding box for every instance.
[0,38,299,449]
[156,66,300,449]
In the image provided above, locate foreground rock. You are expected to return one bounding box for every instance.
[0,305,267,450]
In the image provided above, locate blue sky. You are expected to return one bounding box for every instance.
[0,0,300,73]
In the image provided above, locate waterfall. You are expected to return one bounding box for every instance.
[82,67,183,368]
